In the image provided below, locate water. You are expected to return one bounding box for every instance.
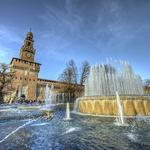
[62,93,65,103]
[64,102,71,120]
[85,60,144,96]
[115,91,125,125]
[43,84,66,106]
[41,84,55,110]
[0,104,44,121]
[44,84,52,106]
[73,98,80,112]
[0,117,41,144]
[0,110,150,150]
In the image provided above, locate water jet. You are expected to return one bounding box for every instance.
[64,102,72,120]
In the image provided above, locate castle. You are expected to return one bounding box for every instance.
[9,31,83,102]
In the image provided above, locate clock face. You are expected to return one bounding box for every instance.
[26,53,31,58]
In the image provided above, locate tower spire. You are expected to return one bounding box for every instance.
[19,31,35,62]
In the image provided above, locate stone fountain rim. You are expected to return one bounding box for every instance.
[78,95,150,100]
[72,111,150,118]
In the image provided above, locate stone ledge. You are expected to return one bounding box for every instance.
[77,96,150,116]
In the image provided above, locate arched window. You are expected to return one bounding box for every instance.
[28,42,31,46]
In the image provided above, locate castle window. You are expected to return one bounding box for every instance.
[28,42,31,46]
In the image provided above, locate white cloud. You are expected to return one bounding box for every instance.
[38,0,150,56]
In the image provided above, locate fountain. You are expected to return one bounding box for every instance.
[61,93,64,103]
[74,59,150,117]
[64,102,72,120]
[41,84,55,109]
[73,97,80,113]
[44,84,51,106]
[85,60,144,96]
[40,84,55,118]
[115,91,125,125]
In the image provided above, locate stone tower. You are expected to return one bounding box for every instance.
[10,31,41,101]
[20,32,35,62]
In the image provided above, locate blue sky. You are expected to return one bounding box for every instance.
[0,0,149,80]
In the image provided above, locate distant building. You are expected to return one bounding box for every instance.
[9,32,83,102]
[144,86,150,95]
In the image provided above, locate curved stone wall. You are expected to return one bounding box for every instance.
[78,96,150,116]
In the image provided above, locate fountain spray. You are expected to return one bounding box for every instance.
[115,91,125,125]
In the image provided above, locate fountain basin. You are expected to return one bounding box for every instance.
[76,96,150,116]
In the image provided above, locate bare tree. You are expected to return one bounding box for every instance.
[0,63,15,103]
[67,59,78,84]
[59,59,78,83]
[58,60,83,102]
[58,60,78,102]
[80,61,90,85]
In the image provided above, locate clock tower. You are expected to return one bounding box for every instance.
[20,31,35,62]
[10,31,41,101]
